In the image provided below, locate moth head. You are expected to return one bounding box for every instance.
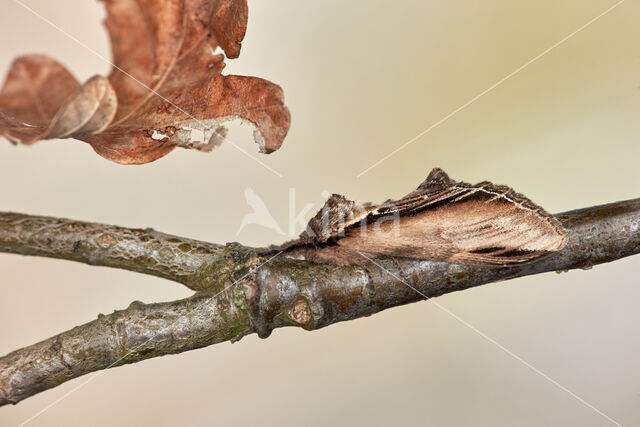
[300,194,373,243]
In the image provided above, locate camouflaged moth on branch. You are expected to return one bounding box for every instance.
[0,0,290,164]
[281,168,568,266]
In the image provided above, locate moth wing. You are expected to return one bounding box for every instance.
[438,192,567,264]
[371,186,469,217]
[338,183,567,266]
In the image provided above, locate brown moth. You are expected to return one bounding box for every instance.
[280,168,568,266]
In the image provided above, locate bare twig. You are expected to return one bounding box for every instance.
[0,212,256,291]
[1,198,639,405]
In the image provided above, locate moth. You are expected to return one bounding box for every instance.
[280,168,567,266]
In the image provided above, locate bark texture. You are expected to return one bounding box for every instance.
[1,198,639,405]
[0,212,255,291]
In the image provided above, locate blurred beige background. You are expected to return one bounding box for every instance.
[1,0,639,426]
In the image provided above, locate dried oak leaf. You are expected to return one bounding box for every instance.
[0,0,290,164]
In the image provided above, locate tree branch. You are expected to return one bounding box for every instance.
[1,198,639,406]
[0,212,256,291]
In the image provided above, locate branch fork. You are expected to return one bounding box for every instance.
[1,198,639,405]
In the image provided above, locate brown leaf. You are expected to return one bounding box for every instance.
[0,55,80,144]
[44,75,117,140]
[0,0,290,164]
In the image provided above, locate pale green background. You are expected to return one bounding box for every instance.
[1,1,639,426]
